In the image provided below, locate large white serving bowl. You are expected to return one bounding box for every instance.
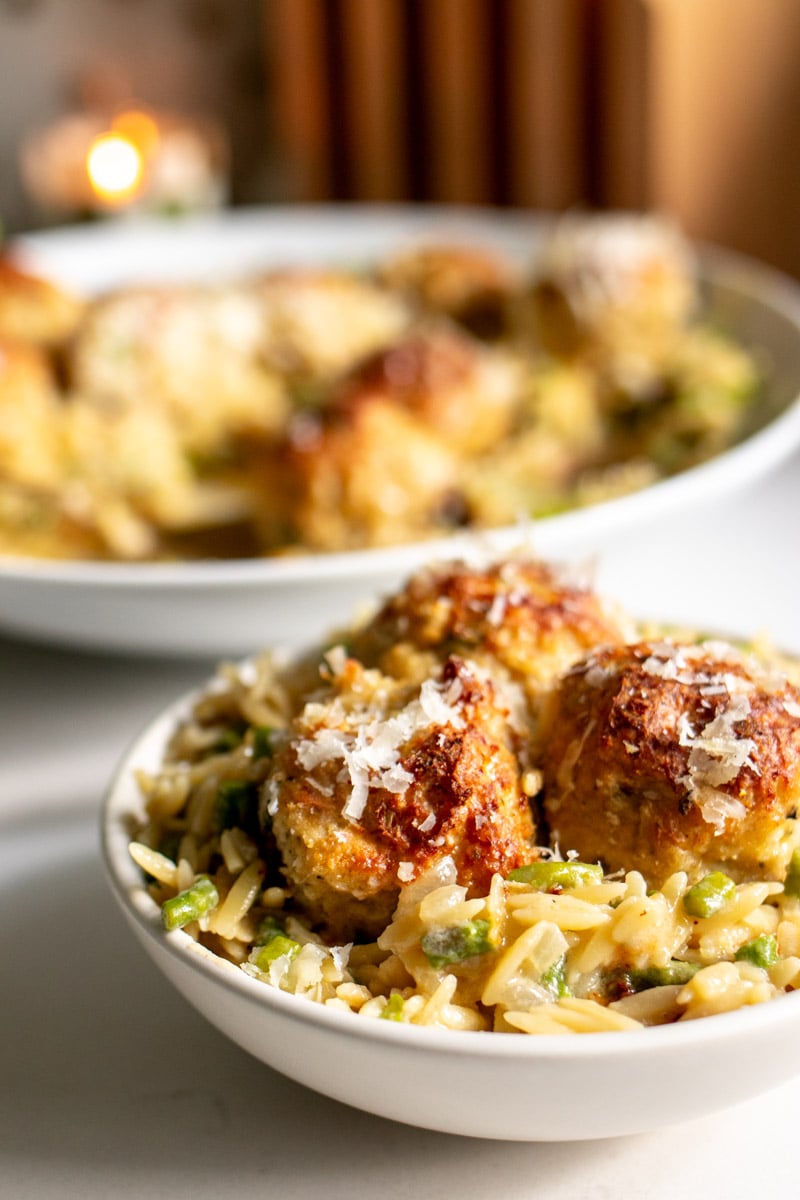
[102,681,800,1143]
[6,205,800,657]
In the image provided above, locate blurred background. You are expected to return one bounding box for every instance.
[2,0,800,275]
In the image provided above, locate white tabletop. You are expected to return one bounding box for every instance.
[3,452,800,1200]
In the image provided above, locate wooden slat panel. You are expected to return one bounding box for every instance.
[266,0,332,201]
[505,0,587,210]
[262,0,604,214]
[419,0,494,203]
[593,0,651,211]
[648,0,800,274]
[339,0,409,200]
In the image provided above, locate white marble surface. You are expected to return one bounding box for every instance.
[3,451,800,1198]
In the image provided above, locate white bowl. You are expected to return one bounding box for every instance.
[102,681,800,1142]
[7,205,800,657]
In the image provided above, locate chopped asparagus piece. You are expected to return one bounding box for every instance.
[161,876,219,931]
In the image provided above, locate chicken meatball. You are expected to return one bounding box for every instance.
[255,326,525,552]
[265,654,537,941]
[0,256,85,349]
[258,396,461,552]
[539,639,800,886]
[253,268,411,382]
[334,326,524,455]
[377,242,516,338]
[526,212,697,358]
[352,558,634,726]
[70,285,288,457]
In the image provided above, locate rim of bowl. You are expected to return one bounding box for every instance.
[101,682,800,1065]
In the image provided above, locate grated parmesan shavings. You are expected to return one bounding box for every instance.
[295,674,467,823]
[678,693,758,830]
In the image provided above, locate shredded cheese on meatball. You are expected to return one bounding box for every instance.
[677,695,758,829]
[295,674,467,823]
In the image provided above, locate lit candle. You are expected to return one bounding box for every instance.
[86,131,145,207]
[22,106,228,221]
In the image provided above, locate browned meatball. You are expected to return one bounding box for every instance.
[352,558,634,725]
[0,256,85,349]
[539,639,800,885]
[377,242,517,338]
[335,326,524,456]
[252,268,411,381]
[252,328,523,552]
[70,285,287,457]
[258,396,460,552]
[524,213,697,358]
[265,655,537,941]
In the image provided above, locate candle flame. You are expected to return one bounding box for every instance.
[86,132,144,205]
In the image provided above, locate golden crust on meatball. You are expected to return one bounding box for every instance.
[70,285,288,457]
[259,397,461,552]
[265,654,537,941]
[352,558,634,719]
[250,327,528,552]
[539,639,800,886]
[0,257,85,348]
[376,242,516,338]
[253,268,411,381]
[525,213,697,358]
[334,327,523,455]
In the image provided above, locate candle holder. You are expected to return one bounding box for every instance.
[21,105,229,222]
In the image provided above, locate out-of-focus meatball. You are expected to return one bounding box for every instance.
[248,326,523,552]
[0,340,64,489]
[0,256,85,349]
[253,269,411,382]
[539,639,800,886]
[60,400,257,560]
[377,242,517,339]
[352,558,634,725]
[334,327,524,455]
[525,213,697,358]
[258,397,461,552]
[265,654,537,941]
[0,341,110,559]
[70,285,288,456]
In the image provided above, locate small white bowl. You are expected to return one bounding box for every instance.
[102,684,800,1142]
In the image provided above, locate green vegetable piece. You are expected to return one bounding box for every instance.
[254,914,286,945]
[421,918,494,969]
[249,935,301,971]
[683,872,736,918]
[735,934,779,969]
[251,725,275,760]
[214,779,259,833]
[541,954,570,998]
[380,992,405,1022]
[629,961,701,990]
[508,861,603,890]
[783,847,800,898]
[161,876,219,931]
